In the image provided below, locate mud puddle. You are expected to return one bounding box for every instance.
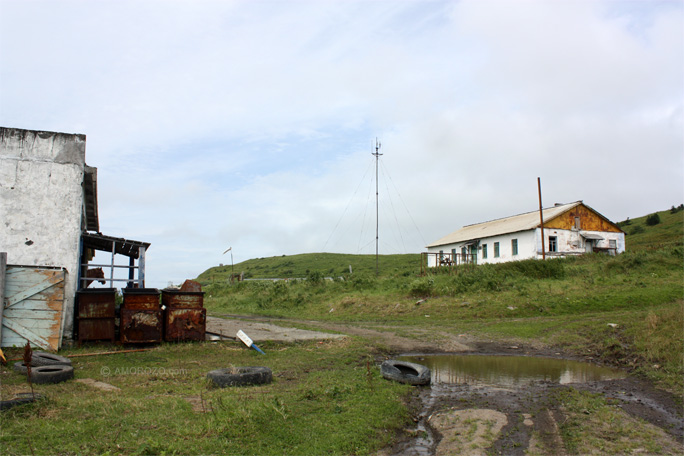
[384,354,682,456]
[400,353,625,386]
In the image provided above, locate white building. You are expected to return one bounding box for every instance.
[1,127,148,350]
[425,201,625,268]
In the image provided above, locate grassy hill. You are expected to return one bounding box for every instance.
[198,206,683,282]
[620,205,684,251]
[196,206,683,392]
[198,252,422,281]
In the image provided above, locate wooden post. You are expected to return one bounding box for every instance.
[0,252,6,343]
[538,178,546,260]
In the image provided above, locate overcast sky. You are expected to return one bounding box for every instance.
[1,0,682,287]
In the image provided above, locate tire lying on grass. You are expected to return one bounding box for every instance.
[12,352,72,373]
[0,393,44,412]
[380,360,431,386]
[23,365,74,384]
[207,367,272,388]
[31,351,72,367]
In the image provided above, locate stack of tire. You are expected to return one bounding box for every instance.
[12,351,74,385]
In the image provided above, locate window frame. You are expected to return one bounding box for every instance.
[548,236,558,252]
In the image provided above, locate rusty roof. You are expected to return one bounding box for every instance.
[81,232,150,258]
[426,201,584,248]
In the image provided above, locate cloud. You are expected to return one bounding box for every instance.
[1,0,682,286]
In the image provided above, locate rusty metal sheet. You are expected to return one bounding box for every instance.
[162,290,204,309]
[1,266,65,350]
[164,308,206,342]
[78,318,115,343]
[77,289,116,318]
[120,309,162,344]
[122,288,160,310]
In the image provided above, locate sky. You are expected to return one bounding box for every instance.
[1,0,682,287]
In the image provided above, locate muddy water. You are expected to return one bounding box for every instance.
[391,354,626,455]
[399,354,625,386]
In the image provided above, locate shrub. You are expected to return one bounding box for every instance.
[645,213,661,226]
[408,277,434,297]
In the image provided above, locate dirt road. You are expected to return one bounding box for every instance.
[209,314,683,455]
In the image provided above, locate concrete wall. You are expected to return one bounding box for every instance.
[1,127,86,343]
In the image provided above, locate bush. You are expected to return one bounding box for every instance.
[408,277,434,297]
[645,213,661,226]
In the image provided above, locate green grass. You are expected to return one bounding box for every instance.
[552,387,682,455]
[199,252,422,281]
[620,206,684,251]
[0,338,409,455]
[197,212,684,392]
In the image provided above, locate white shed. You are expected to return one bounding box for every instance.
[425,201,625,268]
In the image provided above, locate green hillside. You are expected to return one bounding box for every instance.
[620,205,684,251]
[198,252,422,281]
[198,206,683,281]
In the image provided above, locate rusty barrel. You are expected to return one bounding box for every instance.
[162,288,206,342]
[120,288,162,344]
[77,288,117,344]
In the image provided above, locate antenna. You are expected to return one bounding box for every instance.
[372,138,383,276]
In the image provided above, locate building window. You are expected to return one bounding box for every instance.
[494,242,500,258]
[512,239,518,256]
[548,236,557,252]
[482,244,488,259]
[574,216,581,229]
[461,246,467,259]
[439,250,444,261]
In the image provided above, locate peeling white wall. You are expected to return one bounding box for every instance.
[427,227,625,267]
[1,128,86,343]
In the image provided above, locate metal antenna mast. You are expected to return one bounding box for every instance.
[373,138,383,276]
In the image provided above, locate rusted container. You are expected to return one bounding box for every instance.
[120,309,162,344]
[162,290,205,309]
[77,289,116,344]
[122,288,160,310]
[164,308,206,342]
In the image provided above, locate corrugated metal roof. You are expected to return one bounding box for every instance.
[426,201,583,248]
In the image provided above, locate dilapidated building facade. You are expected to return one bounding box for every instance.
[1,127,148,350]
[425,201,625,268]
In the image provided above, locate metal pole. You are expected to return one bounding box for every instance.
[373,139,382,276]
[538,177,546,260]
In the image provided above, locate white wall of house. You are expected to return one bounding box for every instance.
[536,228,625,256]
[427,228,625,267]
[1,128,86,343]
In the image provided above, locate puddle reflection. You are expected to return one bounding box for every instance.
[399,354,625,387]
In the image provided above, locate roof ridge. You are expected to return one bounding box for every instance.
[461,201,581,228]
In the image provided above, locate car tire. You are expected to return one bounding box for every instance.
[0,393,43,411]
[380,360,431,385]
[31,352,72,367]
[207,366,272,387]
[28,365,74,384]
